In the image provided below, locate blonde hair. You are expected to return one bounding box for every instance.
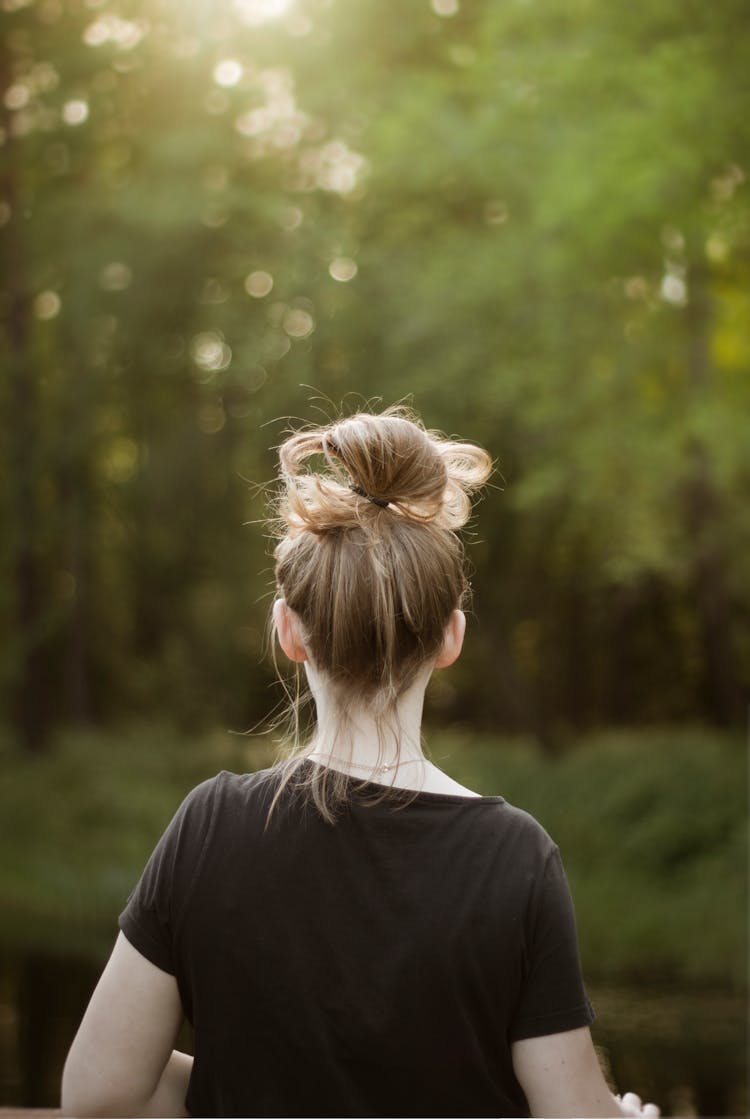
[268,406,492,821]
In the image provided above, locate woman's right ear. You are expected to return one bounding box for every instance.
[434,609,466,669]
[273,599,308,663]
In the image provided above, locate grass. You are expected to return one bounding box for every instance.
[0,722,745,987]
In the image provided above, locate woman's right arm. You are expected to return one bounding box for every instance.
[61,933,190,1117]
[512,1026,658,1119]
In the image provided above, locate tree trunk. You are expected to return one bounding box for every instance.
[1,42,50,751]
[683,257,745,725]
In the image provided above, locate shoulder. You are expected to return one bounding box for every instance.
[164,771,258,839]
[181,768,272,807]
[487,797,555,843]
[177,767,282,829]
[148,770,275,876]
[482,798,559,865]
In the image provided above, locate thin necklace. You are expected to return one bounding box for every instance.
[312,755,426,776]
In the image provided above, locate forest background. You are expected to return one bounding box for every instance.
[0,0,748,1112]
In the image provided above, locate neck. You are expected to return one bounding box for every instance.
[306,665,431,772]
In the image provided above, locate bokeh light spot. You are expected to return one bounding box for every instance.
[4,84,30,110]
[660,274,687,307]
[191,331,232,374]
[34,291,61,320]
[83,15,145,49]
[99,261,132,291]
[213,59,243,88]
[329,257,358,282]
[62,99,89,126]
[283,307,314,339]
[431,0,459,16]
[234,0,292,26]
[299,140,366,195]
[245,270,274,298]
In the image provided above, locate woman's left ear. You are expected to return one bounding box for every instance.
[273,599,308,663]
[434,609,466,669]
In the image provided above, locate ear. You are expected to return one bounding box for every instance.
[434,608,466,669]
[273,599,308,663]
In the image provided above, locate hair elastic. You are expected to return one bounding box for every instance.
[350,483,390,509]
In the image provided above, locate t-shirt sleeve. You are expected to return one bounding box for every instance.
[510,845,595,1041]
[118,777,218,975]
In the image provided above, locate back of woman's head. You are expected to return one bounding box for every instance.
[272,406,492,712]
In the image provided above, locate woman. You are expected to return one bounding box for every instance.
[62,408,658,1117]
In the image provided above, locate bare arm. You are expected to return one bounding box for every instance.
[61,933,192,1118]
[512,1026,625,1119]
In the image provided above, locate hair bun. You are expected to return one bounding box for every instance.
[276,406,491,534]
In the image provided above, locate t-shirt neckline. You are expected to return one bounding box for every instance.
[304,759,505,806]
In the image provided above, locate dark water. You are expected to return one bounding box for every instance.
[0,951,746,1115]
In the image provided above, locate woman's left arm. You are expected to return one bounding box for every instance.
[61,932,193,1118]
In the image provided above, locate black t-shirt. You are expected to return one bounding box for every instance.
[119,765,594,1117]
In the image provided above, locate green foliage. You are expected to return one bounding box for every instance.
[1,0,749,742]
